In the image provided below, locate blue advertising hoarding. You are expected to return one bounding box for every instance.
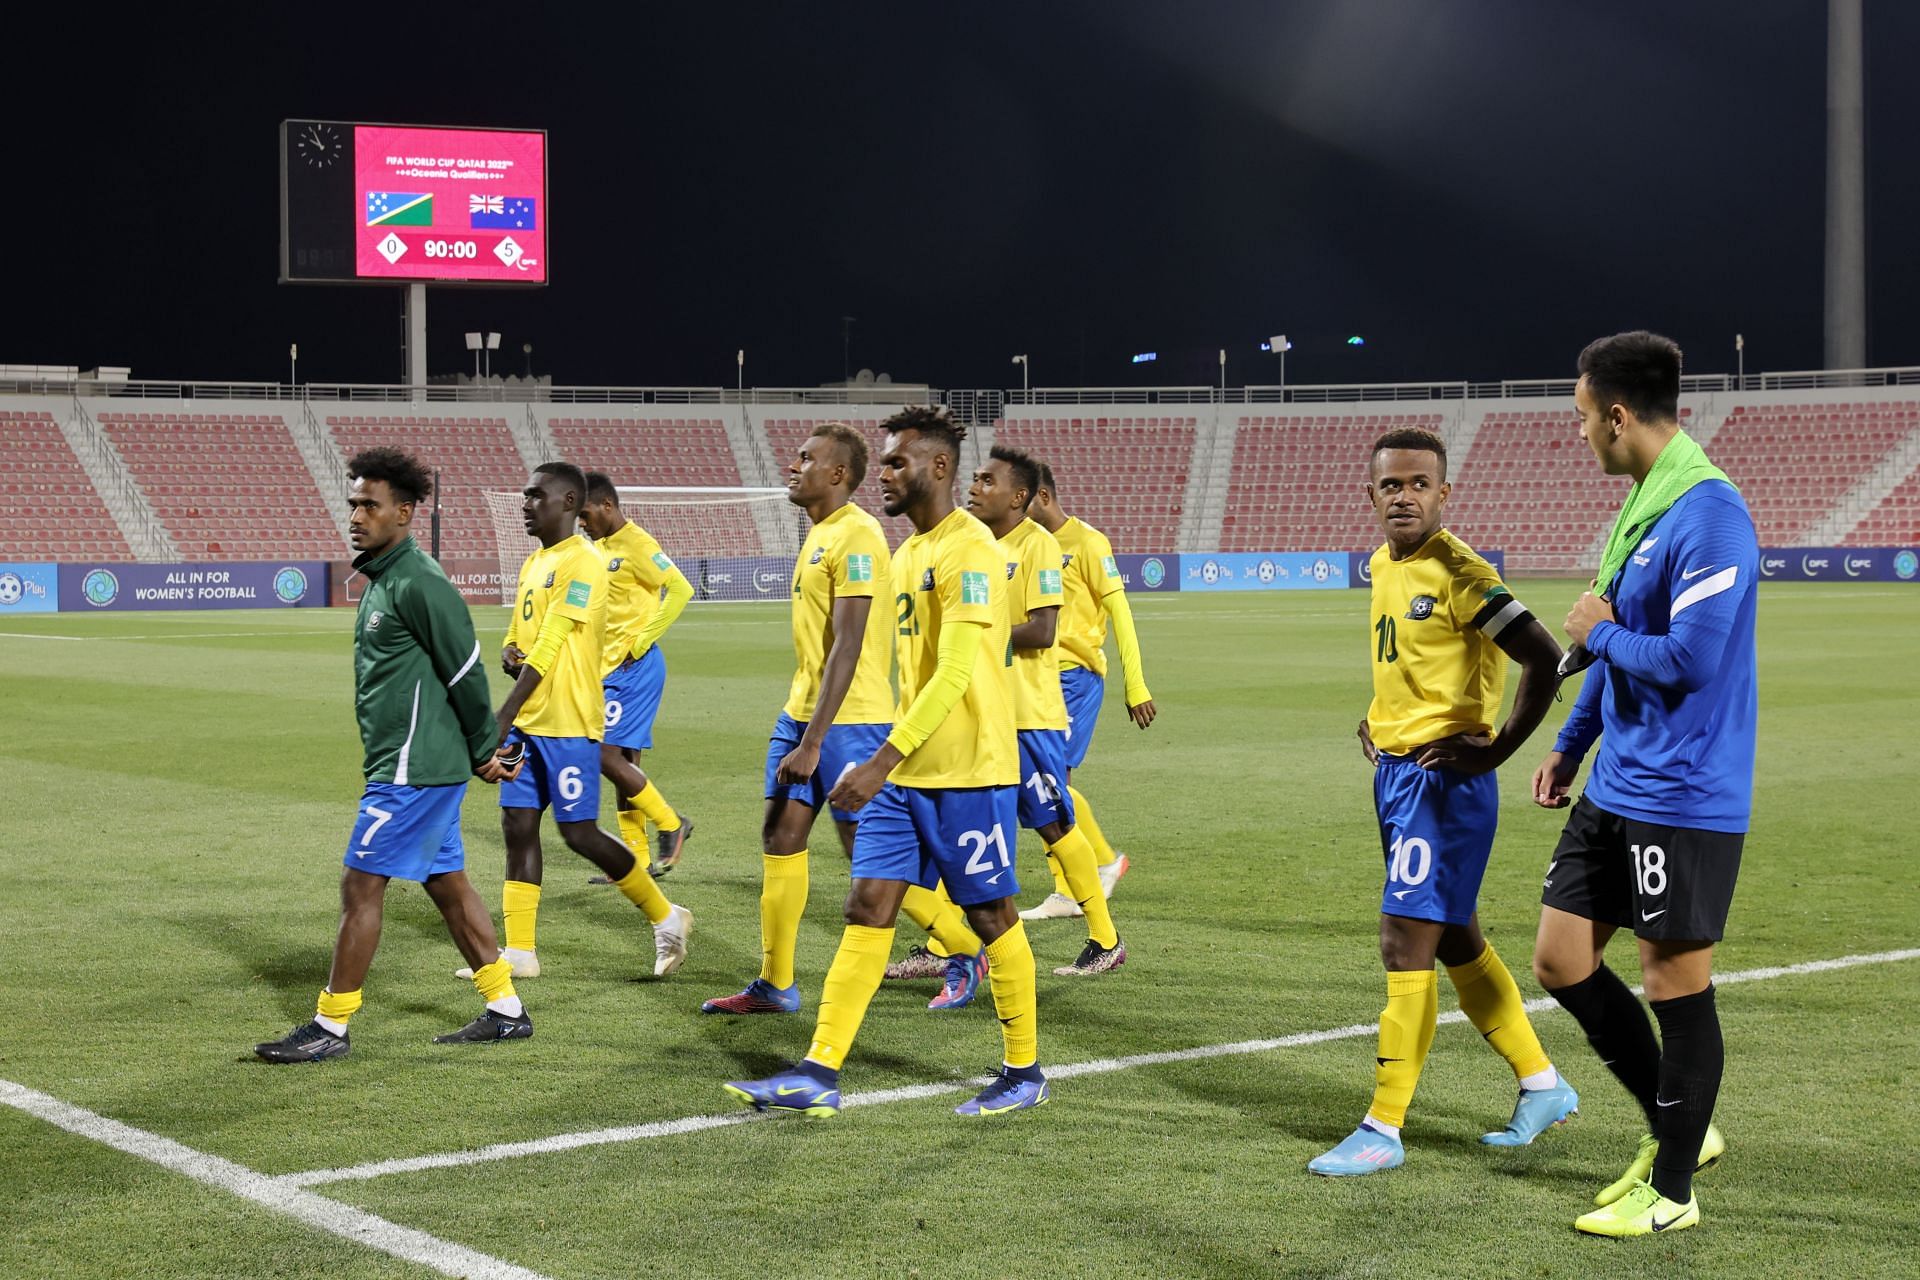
[1114,553,1180,592]
[0,563,59,614]
[1758,547,1918,582]
[1182,552,1349,592]
[57,561,330,611]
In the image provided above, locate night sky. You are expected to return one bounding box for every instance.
[6,2,1916,391]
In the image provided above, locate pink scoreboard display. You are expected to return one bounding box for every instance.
[354,126,546,283]
[279,120,547,287]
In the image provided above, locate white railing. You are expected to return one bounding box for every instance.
[6,366,1919,408]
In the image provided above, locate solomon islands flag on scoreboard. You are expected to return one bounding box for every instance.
[470,195,537,229]
[366,193,434,226]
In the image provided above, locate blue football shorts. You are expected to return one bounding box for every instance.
[1016,728,1076,831]
[1061,666,1105,770]
[498,731,602,821]
[602,645,667,751]
[343,781,466,882]
[1372,752,1501,926]
[851,782,1021,906]
[763,711,892,823]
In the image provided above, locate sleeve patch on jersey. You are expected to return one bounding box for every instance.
[1039,569,1063,596]
[565,579,592,607]
[651,552,674,571]
[960,570,990,605]
[1101,554,1120,578]
[846,553,873,582]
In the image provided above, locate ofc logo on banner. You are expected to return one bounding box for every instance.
[1757,547,1919,582]
[0,563,58,613]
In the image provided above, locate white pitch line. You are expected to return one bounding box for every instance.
[284,946,1920,1188]
[0,629,343,641]
[0,1080,553,1280]
[0,630,85,640]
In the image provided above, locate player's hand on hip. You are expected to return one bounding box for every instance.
[1564,592,1614,647]
[1531,751,1576,808]
[501,644,527,677]
[1128,699,1157,730]
[775,740,820,785]
[828,759,887,813]
[1415,732,1496,774]
[1356,718,1380,766]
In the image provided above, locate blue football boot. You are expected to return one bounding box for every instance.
[723,1063,841,1118]
[1482,1079,1579,1146]
[955,1066,1050,1116]
[1308,1124,1405,1176]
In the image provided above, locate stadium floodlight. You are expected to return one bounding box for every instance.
[484,332,501,378]
[1012,353,1029,393]
[465,331,483,378]
[1267,334,1291,390]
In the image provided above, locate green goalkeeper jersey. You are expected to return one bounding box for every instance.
[352,536,496,785]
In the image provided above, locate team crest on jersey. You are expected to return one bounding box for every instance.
[921,568,935,592]
[1405,594,1438,620]
[366,611,383,630]
[607,557,625,572]
[1061,554,1074,567]
[1006,561,1018,580]
[810,547,825,565]
[543,571,556,589]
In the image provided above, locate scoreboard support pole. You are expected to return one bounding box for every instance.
[403,283,428,398]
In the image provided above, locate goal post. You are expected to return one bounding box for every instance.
[482,486,803,605]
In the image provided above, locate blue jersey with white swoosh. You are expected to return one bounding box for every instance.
[1554,480,1759,832]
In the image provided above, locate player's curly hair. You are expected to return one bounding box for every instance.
[880,405,967,461]
[989,444,1041,509]
[1037,461,1058,498]
[1372,427,1448,479]
[347,446,433,506]
[534,461,588,504]
[809,421,870,489]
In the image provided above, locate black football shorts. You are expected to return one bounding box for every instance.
[1541,796,1743,942]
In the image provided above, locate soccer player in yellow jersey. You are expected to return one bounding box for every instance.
[577,473,695,876]
[725,407,1048,1118]
[701,423,910,1015]
[967,444,1125,977]
[1310,428,1576,1176]
[481,463,693,982]
[1020,464,1154,921]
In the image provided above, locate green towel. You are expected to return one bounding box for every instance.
[1592,430,1734,593]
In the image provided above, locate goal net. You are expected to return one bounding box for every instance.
[482,486,803,604]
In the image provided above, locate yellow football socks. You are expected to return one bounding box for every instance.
[1046,851,1070,898]
[616,809,652,862]
[805,924,894,1070]
[760,851,810,989]
[470,959,522,1013]
[901,884,981,958]
[503,880,541,953]
[1447,942,1553,1081]
[1049,827,1117,948]
[1068,785,1117,866]
[983,923,1039,1069]
[1367,969,1438,1130]
[315,986,363,1033]
[612,861,672,925]
[630,781,680,832]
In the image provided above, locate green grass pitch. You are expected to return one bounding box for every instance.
[2,581,1916,1278]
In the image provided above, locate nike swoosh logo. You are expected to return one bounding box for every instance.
[1641,909,1667,922]
[985,873,1004,885]
[562,803,579,812]
[1681,565,1715,581]
[1391,889,1415,900]
[356,850,371,858]
[1652,1212,1688,1231]
[775,1085,813,1097]
[1656,1097,1682,1107]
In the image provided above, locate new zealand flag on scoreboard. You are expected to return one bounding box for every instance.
[470,195,538,229]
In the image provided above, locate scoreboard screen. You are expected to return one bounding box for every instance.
[281,120,548,286]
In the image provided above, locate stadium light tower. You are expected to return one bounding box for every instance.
[1012,354,1029,393]
[737,348,745,395]
[1268,334,1291,393]
[485,332,501,379]
[464,331,483,378]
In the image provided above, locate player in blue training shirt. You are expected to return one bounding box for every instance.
[1529,331,1758,1238]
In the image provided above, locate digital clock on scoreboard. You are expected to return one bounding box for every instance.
[280,120,548,287]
